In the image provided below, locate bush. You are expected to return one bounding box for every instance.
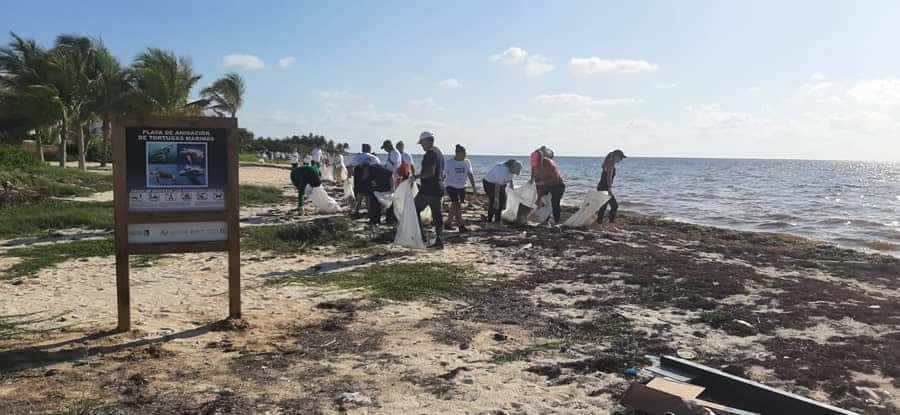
[0,145,43,170]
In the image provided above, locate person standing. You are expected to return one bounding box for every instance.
[530,146,547,180]
[534,150,565,224]
[415,131,445,249]
[290,147,300,165]
[347,144,381,218]
[483,159,523,223]
[443,144,476,232]
[381,140,402,175]
[397,141,416,176]
[596,149,626,225]
[311,144,323,167]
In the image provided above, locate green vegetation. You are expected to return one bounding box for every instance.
[2,238,114,280]
[699,309,735,329]
[48,399,100,415]
[491,341,563,363]
[242,217,357,252]
[267,262,472,301]
[240,184,286,206]
[0,147,112,198]
[0,201,113,239]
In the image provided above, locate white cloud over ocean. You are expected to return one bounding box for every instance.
[223,54,265,70]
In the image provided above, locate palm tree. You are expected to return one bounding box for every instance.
[128,48,201,116]
[52,35,101,171]
[200,72,244,117]
[87,45,130,167]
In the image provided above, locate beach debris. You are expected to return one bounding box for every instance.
[437,366,470,380]
[337,392,372,407]
[627,355,860,415]
[492,332,508,342]
[676,349,697,360]
[563,191,612,228]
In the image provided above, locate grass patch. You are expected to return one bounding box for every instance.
[242,217,359,252]
[699,309,735,329]
[2,238,114,280]
[491,341,563,363]
[47,399,100,415]
[267,262,472,301]
[131,254,172,268]
[240,184,286,206]
[0,201,113,239]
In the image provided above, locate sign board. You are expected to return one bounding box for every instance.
[112,116,241,331]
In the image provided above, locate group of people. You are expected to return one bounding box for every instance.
[289,131,627,249]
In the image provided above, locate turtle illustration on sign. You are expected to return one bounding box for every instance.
[179,147,205,165]
[150,169,176,185]
[179,166,206,185]
[149,145,175,164]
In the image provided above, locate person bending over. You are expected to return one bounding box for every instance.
[347,144,381,218]
[534,151,565,224]
[444,144,477,232]
[363,163,394,225]
[483,159,522,223]
[290,161,322,215]
[415,131,445,249]
[596,149,626,225]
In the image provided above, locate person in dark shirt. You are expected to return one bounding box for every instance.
[290,162,322,215]
[363,164,394,225]
[415,131,445,249]
[596,149,626,225]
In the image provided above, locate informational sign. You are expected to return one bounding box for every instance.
[113,116,241,331]
[125,127,227,212]
[128,222,228,244]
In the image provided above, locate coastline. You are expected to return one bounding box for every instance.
[1,166,898,414]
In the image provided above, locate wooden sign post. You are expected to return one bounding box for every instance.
[112,116,240,331]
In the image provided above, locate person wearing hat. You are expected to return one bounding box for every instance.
[444,144,477,232]
[483,159,523,223]
[414,131,445,249]
[596,149,627,224]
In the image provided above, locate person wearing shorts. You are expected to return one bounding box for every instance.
[443,144,476,232]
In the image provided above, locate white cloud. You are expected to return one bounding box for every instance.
[532,93,643,107]
[438,78,463,89]
[810,72,827,82]
[655,82,677,89]
[490,46,528,64]
[277,56,296,68]
[524,54,555,77]
[847,78,900,109]
[346,110,410,125]
[318,90,363,101]
[410,97,441,111]
[748,86,761,95]
[223,54,265,70]
[830,110,895,133]
[686,104,768,130]
[570,57,659,74]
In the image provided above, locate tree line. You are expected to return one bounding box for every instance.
[239,130,350,155]
[0,32,349,169]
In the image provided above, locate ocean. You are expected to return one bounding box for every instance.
[402,154,900,256]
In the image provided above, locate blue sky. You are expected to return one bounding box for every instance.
[4,1,900,160]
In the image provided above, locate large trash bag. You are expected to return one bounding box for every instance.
[343,177,355,200]
[407,182,433,225]
[563,190,611,228]
[529,194,553,223]
[393,179,426,249]
[502,181,539,223]
[321,164,335,182]
[309,186,342,213]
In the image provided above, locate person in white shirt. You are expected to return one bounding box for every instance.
[311,144,323,167]
[346,144,381,217]
[290,148,300,165]
[444,144,477,232]
[381,140,402,175]
[396,141,416,176]
[483,159,523,223]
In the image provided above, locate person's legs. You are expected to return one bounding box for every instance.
[368,191,382,224]
[429,195,444,245]
[483,180,496,222]
[456,190,466,230]
[496,185,507,222]
[608,194,619,223]
[296,188,305,213]
[551,184,565,223]
[596,201,609,223]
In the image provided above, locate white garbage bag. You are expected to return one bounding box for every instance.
[529,194,553,223]
[406,181,433,225]
[309,186,342,213]
[502,181,539,223]
[563,190,611,228]
[394,179,426,249]
[343,177,355,200]
[374,190,395,209]
[321,165,334,182]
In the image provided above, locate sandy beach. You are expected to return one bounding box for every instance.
[1,166,898,414]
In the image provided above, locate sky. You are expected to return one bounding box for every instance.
[4,0,900,160]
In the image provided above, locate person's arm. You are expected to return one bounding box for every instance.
[468,173,476,193]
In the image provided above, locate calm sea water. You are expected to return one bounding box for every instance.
[404,154,900,256]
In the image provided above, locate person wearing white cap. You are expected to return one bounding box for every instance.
[414,131,445,249]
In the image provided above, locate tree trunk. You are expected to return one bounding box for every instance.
[59,119,67,168]
[36,130,45,163]
[78,123,87,171]
[100,118,110,168]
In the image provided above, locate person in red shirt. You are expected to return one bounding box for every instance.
[530,146,547,180]
[534,150,565,224]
